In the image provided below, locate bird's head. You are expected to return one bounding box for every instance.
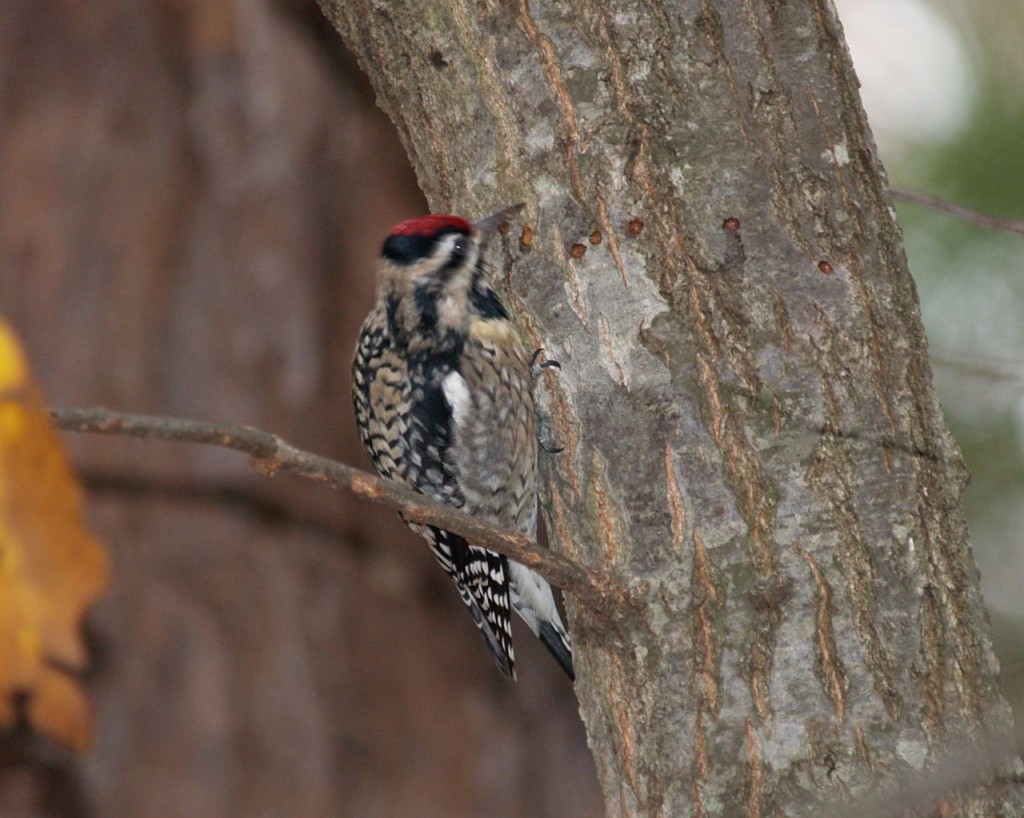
[377,205,522,347]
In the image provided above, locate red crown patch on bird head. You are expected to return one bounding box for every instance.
[389,214,472,238]
[382,214,473,265]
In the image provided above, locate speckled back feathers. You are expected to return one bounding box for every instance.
[352,210,573,680]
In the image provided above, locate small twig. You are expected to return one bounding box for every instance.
[931,350,1024,386]
[50,407,614,608]
[892,188,1024,237]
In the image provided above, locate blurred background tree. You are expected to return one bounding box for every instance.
[835,0,1024,710]
[0,1,595,815]
[0,0,1022,815]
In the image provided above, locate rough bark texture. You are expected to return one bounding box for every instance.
[321,0,1022,815]
[0,1,599,816]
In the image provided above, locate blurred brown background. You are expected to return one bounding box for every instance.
[0,1,600,815]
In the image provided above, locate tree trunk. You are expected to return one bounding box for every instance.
[321,1,1021,815]
[3,2,598,816]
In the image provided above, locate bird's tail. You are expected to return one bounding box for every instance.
[508,561,575,681]
[538,620,575,681]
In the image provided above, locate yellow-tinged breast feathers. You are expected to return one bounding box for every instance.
[468,317,518,345]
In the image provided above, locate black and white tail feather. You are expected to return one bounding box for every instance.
[509,561,574,679]
[352,204,574,681]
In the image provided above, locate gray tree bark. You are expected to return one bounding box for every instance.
[320,1,1021,815]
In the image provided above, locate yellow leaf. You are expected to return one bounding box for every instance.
[0,320,108,751]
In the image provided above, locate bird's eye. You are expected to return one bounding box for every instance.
[451,236,470,258]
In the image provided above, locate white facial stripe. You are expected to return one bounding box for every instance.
[434,232,478,272]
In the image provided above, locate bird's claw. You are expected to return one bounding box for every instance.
[531,347,561,373]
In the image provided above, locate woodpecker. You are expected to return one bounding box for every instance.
[352,205,574,681]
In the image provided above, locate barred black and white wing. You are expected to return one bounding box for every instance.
[353,304,517,677]
[352,209,573,681]
[428,527,514,677]
[445,327,574,681]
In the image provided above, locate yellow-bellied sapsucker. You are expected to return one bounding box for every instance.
[351,205,573,681]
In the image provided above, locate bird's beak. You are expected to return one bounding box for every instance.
[475,203,525,238]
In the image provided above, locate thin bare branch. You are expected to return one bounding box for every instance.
[892,188,1024,236]
[932,349,1024,386]
[50,406,616,608]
